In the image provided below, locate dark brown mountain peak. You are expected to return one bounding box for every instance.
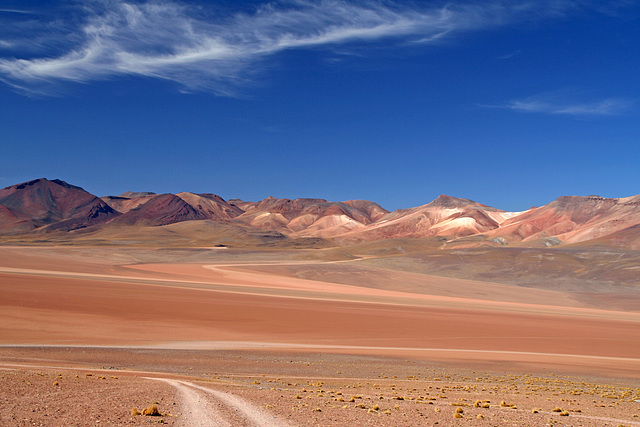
[0,178,119,232]
[427,194,481,209]
[551,195,616,208]
[342,200,390,221]
[250,197,328,219]
[176,192,244,219]
[197,193,228,204]
[0,178,114,223]
[119,191,156,198]
[111,193,207,227]
[3,177,78,191]
[548,195,620,223]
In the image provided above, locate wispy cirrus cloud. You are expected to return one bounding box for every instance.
[0,0,627,95]
[0,9,35,14]
[490,92,634,116]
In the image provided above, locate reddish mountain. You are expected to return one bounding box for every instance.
[339,195,513,241]
[176,192,244,220]
[102,194,157,213]
[237,197,328,219]
[0,178,119,232]
[233,196,389,237]
[103,191,242,224]
[109,194,208,227]
[490,195,640,245]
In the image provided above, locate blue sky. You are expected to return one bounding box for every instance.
[0,0,638,211]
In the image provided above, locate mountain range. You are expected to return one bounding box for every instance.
[1,178,639,249]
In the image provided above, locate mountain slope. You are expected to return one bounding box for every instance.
[233,196,389,237]
[336,195,516,242]
[176,192,244,220]
[109,193,208,227]
[490,195,640,245]
[102,194,157,213]
[0,178,119,232]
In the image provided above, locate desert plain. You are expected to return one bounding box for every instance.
[1,242,640,426]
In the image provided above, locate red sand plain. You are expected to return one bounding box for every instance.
[1,245,639,426]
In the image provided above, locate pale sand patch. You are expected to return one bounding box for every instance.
[127,262,640,320]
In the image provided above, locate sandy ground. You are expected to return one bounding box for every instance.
[2,349,640,426]
[1,245,639,425]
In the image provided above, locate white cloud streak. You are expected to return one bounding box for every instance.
[0,0,624,95]
[0,9,35,14]
[497,93,633,116]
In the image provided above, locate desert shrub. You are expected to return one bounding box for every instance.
[142,404,160,416]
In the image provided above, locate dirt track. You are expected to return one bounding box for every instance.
[148,378,290,427]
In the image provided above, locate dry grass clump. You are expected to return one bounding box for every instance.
[559,410,570,416]
[131,407,141,416]
[474,399,490,408]
[142,404,160,416]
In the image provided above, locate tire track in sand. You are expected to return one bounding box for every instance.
[146,377,289,427]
